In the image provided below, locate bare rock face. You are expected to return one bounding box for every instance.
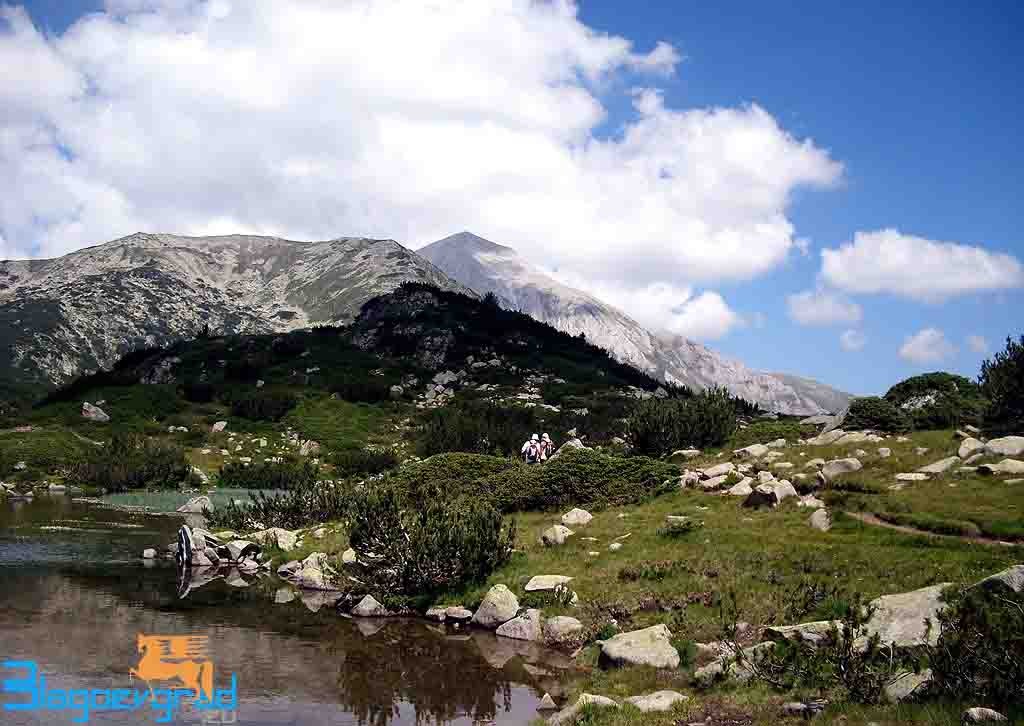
[419,232,850,415]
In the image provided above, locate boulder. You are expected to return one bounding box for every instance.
[865,583,950,648]
[985,436,1024,457]
[726,478,753,496]
[895,472,929,481]
[974,564,1024,594]
[734,444,769,459]
[352,595,388,617]
[544,616,583,643]
[767,438,788,448]
[425,606,447,622]
[525,575,573,592]
[743,483,779,508]
[884,670,932,703]
[958,438,987,459]
[700,462,735,478]
[81,402,110,423]
[224,540,261,561]
[917,456,961,474]
[808,509,832,532]
[540,525,574,547]
[668,449,701,462]
[798,495,826,509]
[962,708,1008,723]
[211,420,228,433]
[548,438,586,462]
[548,694,618,726]
[561,508,593,527]
[622,691,688,713]
[471,584,520,628]
[978,459,1024,476]
[341,548,358,564]
[495,608,543,642]
[757,470,777,484]
[274,588,296,604]
[878,447,892,458]
[774,480,797,503]
[598,624,680,669]
[820,458,863,482]
[142,548,156,559]
[538,694,557,711]
[806,429,847,446]
[445,606,474,623]
[249,527,298,551]
[835,431,869,446]
[177,495,213,514]
[700,474,730,491]
[805,458,826,469]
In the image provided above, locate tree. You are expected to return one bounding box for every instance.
[979,335,1024,434]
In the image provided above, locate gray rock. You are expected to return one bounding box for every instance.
[224,540,260,561]
[599,624,680,669]
[895,472,929,481]
[211,420,227,433]
[806,429,847,446]
[425,606,447,622]
[471,584,520,628]
[821,457,863,482]
[352,595,388,617]
[81,402,110,423]
[701,462,736,478]
[808,509,831,532]
[548,694,618,726]
[767,438,788,448]
[985,436,1024,457]
[978,459,1024,476]
[805,458,826,469]
[525,575,573,592]
[757,470,777,484]
[668,449,701,462]
[544,616,583,643]
[958,438,986,459]
[726,478,753,496]
[962,708,1008,723]
[540,525,574,547]
[495,608,543,642]
[774,480,798,503]
[734,443,769,459]
[249,527,298,551]
[538,693,557,711]
[743,483,779,508]
[142,548,156,559]
[445,606,474,623]
[623,691,688,712]
[561,508,593,527]
[700,474,730,491]
[177,495,213,514]
[548,438,586,462]
[878,447,892,458]
[917,456,961,475]
[274,587,296,604]
[974,564,1024,594]
[884,670,932,703]
[865,583,950,648]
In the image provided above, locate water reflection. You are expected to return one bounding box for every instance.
[1,496,570,724]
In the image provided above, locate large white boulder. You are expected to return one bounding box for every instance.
[598,624,680,669]
[958,437,987,459]
[561,508,593,527]
[495,608,543,642]
[985,436,1024,457]
[623,691,688,713]
[540,525,574,547]
[471,584,520,629]
[820,458,863,482]
[81,402,110,423]
[525,575,573,592]
[916,456,961,475]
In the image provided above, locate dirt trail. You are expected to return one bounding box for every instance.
[848,511,1018,548]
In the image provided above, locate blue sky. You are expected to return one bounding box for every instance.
[5,1,1023,396]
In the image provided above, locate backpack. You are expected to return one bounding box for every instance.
[524,441,539,463]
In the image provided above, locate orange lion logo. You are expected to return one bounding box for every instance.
[130,634,215,702]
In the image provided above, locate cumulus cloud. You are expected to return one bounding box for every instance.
[786,288,862,326]
[821,229,1024,302]
[0,0,841,333]
[568,278,743,340]
[966,334,989,354]
[899,328,957,364]
[839,329,866,351]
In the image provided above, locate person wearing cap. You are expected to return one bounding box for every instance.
[540,433,554,461]
[521,433,541,464]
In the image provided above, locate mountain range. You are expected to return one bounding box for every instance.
[419,232,850,415]
[0,230,849,413]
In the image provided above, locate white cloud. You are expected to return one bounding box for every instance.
[899,328,957,364]
[821,229,1024,302]
[786,288,862,326]
[0,1,841,333]
[966,334,989,353]
[839,329,866,351]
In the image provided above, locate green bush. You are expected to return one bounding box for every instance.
[843,396,908,433]
[728,420,817,449]
[627,387,737,456]
[66,433,193,492]
[416,400,548,458]
[328,378,393,404]
[181,382,215,403]
[331,448,399,477]
[347,483,516,599]
[930,581,1024,705]
[226,389,297,422]
[218,459,319,490]
[980,335,1024,435]
[204,478,351,531]
[884,371,987,431]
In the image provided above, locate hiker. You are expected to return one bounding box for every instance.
[540,433,554,461]
[521,433,541,464]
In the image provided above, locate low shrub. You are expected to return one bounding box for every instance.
[416,400,552,458]
[66,433,193,492]
[181,382,215,403]
[930,581,1024,705]
[618,560,692,583]
[659,518,705,538]
[627,387,737,456]
[227,389,298,422]
[843,396,908,433]
[328,378,393,404]
[884,371,987,431]
[729,420,817,449]
[204,478,352,531]
[980,335,1024,435]
[218,459,319,490]
[347,483,516,599]
[331,448,399,477]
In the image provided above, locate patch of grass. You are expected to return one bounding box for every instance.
[284,395,393,453]
[0,427,91,479]
[728,420,817,450]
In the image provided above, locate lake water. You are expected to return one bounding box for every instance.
[0,494,570,725]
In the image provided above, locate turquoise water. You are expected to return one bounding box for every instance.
[98,487,283,512]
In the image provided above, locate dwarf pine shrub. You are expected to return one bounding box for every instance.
[980,335,1024,435]
[66,433,193,492]
[842,396,909,433]
[627,386,738,455]
[218,459,319,490]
